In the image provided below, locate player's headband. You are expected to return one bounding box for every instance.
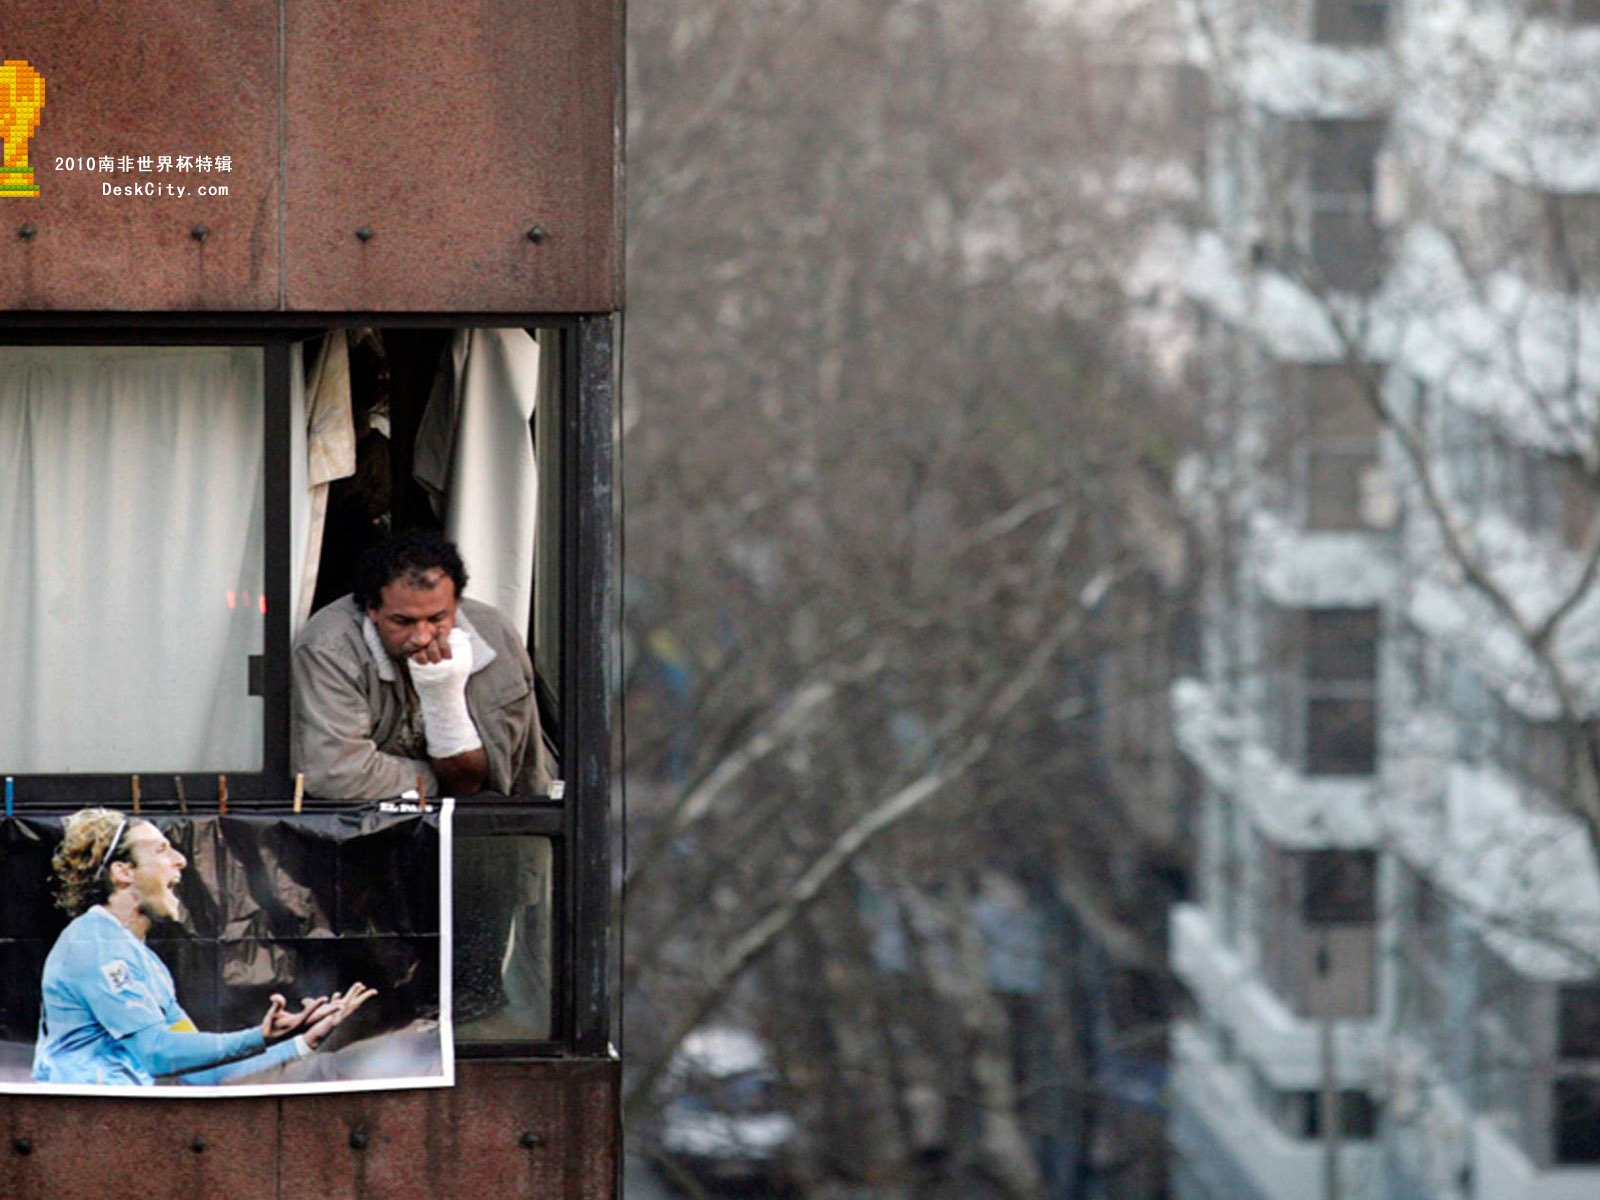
[95,818,129,880]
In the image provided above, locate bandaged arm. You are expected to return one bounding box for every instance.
[407,628,489,796]
[407,628,483,758]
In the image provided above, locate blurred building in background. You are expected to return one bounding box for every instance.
[1172,1,1600,1198]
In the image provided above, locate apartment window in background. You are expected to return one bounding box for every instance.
[1313,0,1388,44]
[1259,843,1377,1019]
[1306,608,1379,775]
[1555,985,1600,1163]
[1542,193,1600,287]
[1278,364,1383,530]
[1307,120,1386,291]
[1262,605,1379,775]
[1531,0,1600,24]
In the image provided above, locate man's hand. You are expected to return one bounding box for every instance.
[408,624,457,666]
[301,983,379,1050]
[407,627,483,760]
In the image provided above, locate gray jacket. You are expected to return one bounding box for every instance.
[291,595,551,801]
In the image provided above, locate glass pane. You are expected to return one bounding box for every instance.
[453,835,554,1042]
[1307,698,1377,775]
[1306,609,1379,683]
[1310,121,1385,197]
[1311,210,1383,291]
[1308,452,1377,530]
[0,346,264,772]
[1303,850,1377,923]
[1313,0,1388,44]
[1560,986,1600,1058]
[1306,366,1378,439]
[1555,1077,1600,1162]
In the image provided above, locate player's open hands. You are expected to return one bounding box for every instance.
[261,993,330,1044]
[302,982,379,1050]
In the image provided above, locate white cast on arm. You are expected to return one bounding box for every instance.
[407,627,484,758]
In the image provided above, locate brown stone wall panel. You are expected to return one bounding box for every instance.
[574,1067,623,1199]
[284,0,620,313]
[0,3,279,311]
[276,1061,619,1199]
[1,1092,280,1199]
[0,1060,616,1200]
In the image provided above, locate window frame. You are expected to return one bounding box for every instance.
[0,312,615,1059]
[0,330,294,803]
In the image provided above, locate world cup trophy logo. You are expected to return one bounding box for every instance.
[0,60,46,198]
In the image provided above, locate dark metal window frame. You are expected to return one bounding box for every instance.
[0,312,615,1059]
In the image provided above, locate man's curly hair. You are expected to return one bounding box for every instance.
[352,529,468,612]
[53,808,141,917]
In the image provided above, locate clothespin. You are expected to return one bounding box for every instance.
[416,773,428,814]
[131,775,141,815]
[174,776,188,815]
[292,772,305,815]
[217,775,228,814]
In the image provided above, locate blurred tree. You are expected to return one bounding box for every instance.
[624,0,1198,1193]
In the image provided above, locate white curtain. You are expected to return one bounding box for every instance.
[413,328,540,641]
[0,346,265,772]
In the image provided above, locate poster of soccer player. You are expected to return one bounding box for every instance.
[0,801,453,1096]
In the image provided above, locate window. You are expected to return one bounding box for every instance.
[1307,121,1386,291]
[1303,849,1377,923]
[1261,605,1380,776]
[1277,364,1383,530]
[1558,466,1598,553]
[302,325,570,1048]
[1542,193,1600,287]
[1250,1064,1379,1139]
[1554,985,1600,1163]
[1259,842,1377,1018]
[1555,1078,1600,1163]
[1560,986,1600,1058]
[1,316,617,1059]
[1531,0,1600,24]
[1313,0,1388,45]
[1487,694,1582,802]
[1437,404,1585,546]
[0,346,269,776]
[1299,1090,1379,1140]
[1305,609,1379,775]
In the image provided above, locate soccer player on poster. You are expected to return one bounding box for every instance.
[32,808,375,1087]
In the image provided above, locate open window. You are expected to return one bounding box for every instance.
[0,328,567,797]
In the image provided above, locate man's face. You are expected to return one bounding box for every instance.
[115,822,187,924]
[367,569,459,662]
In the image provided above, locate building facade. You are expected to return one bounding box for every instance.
[1171,1,1600,1197]
[0,3,621,1196]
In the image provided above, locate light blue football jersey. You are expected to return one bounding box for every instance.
[33,906,187,1085]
